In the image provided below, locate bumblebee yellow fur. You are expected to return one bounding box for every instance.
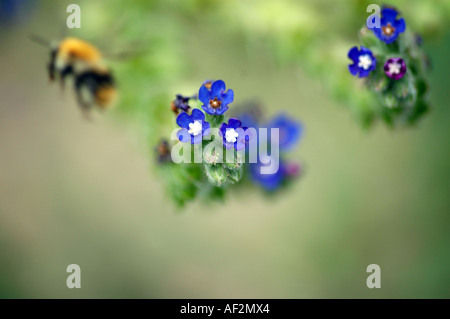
[58,37,102,64]
[44,37,117,114]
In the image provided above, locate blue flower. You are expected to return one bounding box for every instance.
[368,7,406,44]
[236,112,260,131]
[0,0,35,26]
[228,101,263,130]
[199,80,234,115]
[219,118,252,151]
[348,46,377,78]
[250,158,301,191]
[265,114,302,151]
[176,108,210,144]
[171,94,191,114]
[249,156,285,191]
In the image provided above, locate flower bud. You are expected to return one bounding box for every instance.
[204,164,227,187]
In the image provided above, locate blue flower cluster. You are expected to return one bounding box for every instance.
[174,80,251,151]
[347,7,406,78]
[163,80,303,197]
[238,109,303,191]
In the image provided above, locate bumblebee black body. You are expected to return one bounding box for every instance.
[75,71,116,110]
[37,37,117,114]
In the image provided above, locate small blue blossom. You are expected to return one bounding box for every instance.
[219,118,251,151]
[229,101,263,130]
[176,108,210,144]
[368,7,406,44]
[250,158,301,191]
[265,114,302,151]
[348,46,377,78]
[171,94,191,114]
[236,111,260,130]
[249,156,284,191]
[0,0,35,26]
[199,80,234,115]
[248,112,302,191]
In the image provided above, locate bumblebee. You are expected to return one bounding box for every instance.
[32,35,117,116]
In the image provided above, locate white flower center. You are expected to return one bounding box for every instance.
[358,55,373,70]
[388,62,402,74]
[188,121,202,136]
[225,128,239,143]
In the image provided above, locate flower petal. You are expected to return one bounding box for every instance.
[347,46,360,61]
[198,85,210,104]
[358,69,371,78]
[266,115,302,151]
[348,63,359,76]
[223,141,234,150]
[201,103,215,115]
[176,112,192,128]
[177,128,190,143]
[215,105,229,115]
[210,80,226,96]
[359,46,372,55]
[382,7,398,22]
[192,134,203,144]
[384,35,396,44]
[228,118,242,129]
[202,121,211,136]
[395,18,406,33]
[191,108,205,121]
[242,127,254,142]
[221,89,234,106]
[235,139,246,151]
[219,123,228,137]
[371,27,383,39]
[369,57,377,71]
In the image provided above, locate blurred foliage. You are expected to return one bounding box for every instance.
[76,0,450,133]
[69,0,450,206]
[0,0,449,299]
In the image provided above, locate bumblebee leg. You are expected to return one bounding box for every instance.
[74,82,93,121]
[59,66,73,91]
[48,49,57,82]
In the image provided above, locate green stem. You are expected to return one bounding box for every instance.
[206,114,224,128]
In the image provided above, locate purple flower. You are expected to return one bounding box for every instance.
[176,108,210,144]
[368,7,406,44]
[219,118,252,151]
[384,57,406,80]
[284,162,301,178]
[171,94,191,114]
[199,80,234,115]
[348,46,377,78]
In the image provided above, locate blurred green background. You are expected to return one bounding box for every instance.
[0,0,449,298]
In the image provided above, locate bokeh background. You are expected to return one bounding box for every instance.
[0,0,449,298]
